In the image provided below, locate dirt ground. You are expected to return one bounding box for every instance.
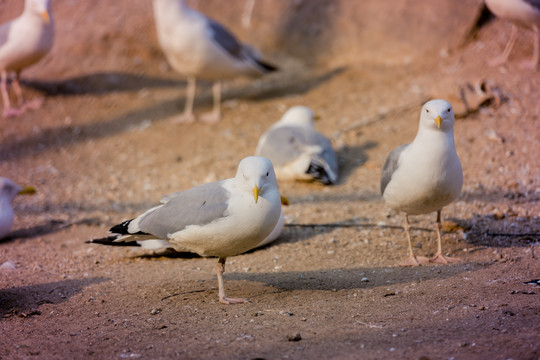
[1,0,539,359]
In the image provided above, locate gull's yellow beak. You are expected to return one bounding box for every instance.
[18,186,36,195]
[41,11,50,24]
[434,115,442,129]
[280,195,289,206]
[252,185,260,204]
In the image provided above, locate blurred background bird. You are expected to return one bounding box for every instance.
[0,0,54,117]
[256,106,339,185]
[0,178,36,239]
[484,0,540,69]
[153,0,277,124]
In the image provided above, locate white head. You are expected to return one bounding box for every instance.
[0,178,23,204]
[277,106,316,128]
[419,99,455,132]
[235,156,278,204]
[25,0,52,23]
[0,178,36,204]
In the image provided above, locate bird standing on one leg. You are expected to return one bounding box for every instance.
[380,99,463,266]
[484,0,540,70]
[0,0,54,117]
[89,156,282,304]
[152,0,277,124]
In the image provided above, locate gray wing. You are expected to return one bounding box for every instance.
[256,127,309,166]
[207,19,242,60]
[380,144,408,195]
[312,132,338,183]
[0,20,12,46]
[136,181,230,239]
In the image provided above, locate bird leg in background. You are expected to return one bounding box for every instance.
[430,209,461,264]
[488,23,518,67]
[200,80,221,124]
[216,257,250,304]
[13,71,44,112]
[519,25,539,70]
[1,71,23,117]
[399,214,429,267]
[172,76,196,124]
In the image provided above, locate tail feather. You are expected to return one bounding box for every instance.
[307,161,334,185]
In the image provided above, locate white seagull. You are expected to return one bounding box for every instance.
[380,100,463,266]
[90,156,282,304]
[484,0,540,69]
[255,106,339,185]
[0,178,36,239]
[0,0,54,117]
[153,0,277,124]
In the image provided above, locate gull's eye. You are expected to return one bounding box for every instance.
[426,109,430,113]
[266,172,269,177]
[447,108,451,112]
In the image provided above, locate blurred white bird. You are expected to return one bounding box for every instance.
[0,0,54,117]
[380,100,463,266]
[485,0,540,69]
[153,0,277,124]
[256,106,339,185]
[0,178,36,239]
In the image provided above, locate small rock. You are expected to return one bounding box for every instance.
[0,261,16,270]
[150,308,161,315]
[287,333,302,342]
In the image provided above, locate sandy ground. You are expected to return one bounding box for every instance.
[1,0,539,359]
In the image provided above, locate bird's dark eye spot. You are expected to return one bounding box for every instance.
[447,108,451,112]
[426,109,430,113]
[266,172,269,176]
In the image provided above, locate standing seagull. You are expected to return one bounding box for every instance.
[90,157,282,304]
[0,0,54,117]
[0,178,36,239]
[255,106,339,185]
[153,0,277,124]
[484,0,540,69]
[380,100,463,266]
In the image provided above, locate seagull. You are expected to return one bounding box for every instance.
[0,178,36,239]
[89,156,282,304]
[0,0,54,117]
[255,106,339,185]
[484,0,540,69]
[153,0,277,124]
[380,100,463,266]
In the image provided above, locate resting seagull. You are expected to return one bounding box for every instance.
[255,106,339,185]
[0,0,54,117]
[153,0,277,124]
[0,178,36,239]
[484,0,540,69]
[90,156,282,304]
[380,100,463,266]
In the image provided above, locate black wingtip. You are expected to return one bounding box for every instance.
[109,219,132,235]
[86,235,141,247]
[256,59,278,73]
[307,163,334,185]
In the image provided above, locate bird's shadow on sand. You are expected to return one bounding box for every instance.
[225,262,475,294]
[2,67,345,162]
[0,277,109,318]
[22,72,182,96]
[453,187,540,248]
[336,140,378,184]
